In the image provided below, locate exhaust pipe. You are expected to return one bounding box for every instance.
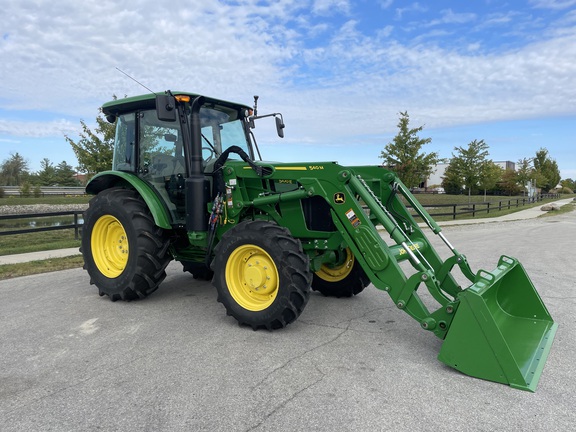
[186,96,207,232]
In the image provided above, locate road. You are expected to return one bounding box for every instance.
[1,212,574,431]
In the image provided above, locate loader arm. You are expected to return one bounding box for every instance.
[301,168,467,338]
[219,160,557,392]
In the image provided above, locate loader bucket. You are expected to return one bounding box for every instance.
[438,255,557,392]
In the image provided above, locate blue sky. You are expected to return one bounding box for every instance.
[1,0,575,179]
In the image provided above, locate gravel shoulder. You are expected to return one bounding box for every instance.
[0,203,89,215]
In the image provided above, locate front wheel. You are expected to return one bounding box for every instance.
[211,220,311,330]
[81,188,172,301]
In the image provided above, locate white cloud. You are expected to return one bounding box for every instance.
[0,0,575,153]
[0,119,79,138]
[530,0,576,10]
[395,2,428,20]
[0,0,295,116]
[379,0,394,10]
[376,25,394,38]
[312,0,351,15]
[427,9,476,26]
[481,12,516,26]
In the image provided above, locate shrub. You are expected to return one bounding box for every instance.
[442,178,464,195]
[558,186,574,194]
[20,182,31,197]
[0,186,4,198]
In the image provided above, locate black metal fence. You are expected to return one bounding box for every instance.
[0,211,84,239]
[0,194,564,239]
[408,194,561,220]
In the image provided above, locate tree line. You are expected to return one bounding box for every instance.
[380,112,569,196]
[0,108,116,193]
[0,153,80,187]
[1,108,572,196]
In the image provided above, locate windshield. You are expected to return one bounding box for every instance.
[199,107,251,162]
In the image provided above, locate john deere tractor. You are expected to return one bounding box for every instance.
[82,91,557,391]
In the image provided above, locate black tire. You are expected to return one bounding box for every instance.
[312,248,370,298]
[81,187,172,301]
[211,220,311,330]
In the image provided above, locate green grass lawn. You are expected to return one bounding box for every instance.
[0,255,85,280]
[0,195,90,206]
[540,201,576,217]
[0,230,81,256]
[0,195,87,255]
[409,193,532,205]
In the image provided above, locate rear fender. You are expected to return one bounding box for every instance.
[86,171,172,229]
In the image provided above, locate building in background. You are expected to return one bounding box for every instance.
[425,161,515,189]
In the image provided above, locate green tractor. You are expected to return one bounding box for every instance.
[82,91,557,391]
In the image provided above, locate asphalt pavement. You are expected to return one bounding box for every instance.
[0,199,574,431]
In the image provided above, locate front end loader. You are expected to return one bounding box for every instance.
[81,91,557,391]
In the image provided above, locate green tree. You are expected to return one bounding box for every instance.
[36,158,57,186]
[66,107,116,177]
[379,111,439,188]
[560,178,575,191]
[441,163,464,195]
[515,157,533,195]
[0,152,30,186]
[478,161,503,201]
[533,148,561,192]
[446,139,490,201]
[498,169,521,196]
[54,160,79,186]
[532,170,549,193]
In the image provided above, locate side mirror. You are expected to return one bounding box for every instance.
[156,94,177,122]
[275,115,285,138]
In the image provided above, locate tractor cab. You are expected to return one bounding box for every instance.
[101,92,257,225]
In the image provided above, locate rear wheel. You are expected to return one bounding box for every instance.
[81,188,172,301]
[211,220,311,330]
[312,248,369,297]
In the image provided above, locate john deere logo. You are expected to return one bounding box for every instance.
[334,192,346,204]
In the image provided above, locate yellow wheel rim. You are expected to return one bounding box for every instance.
[315,248,354,282]
[225,244,279,311]
[91,215,129,278]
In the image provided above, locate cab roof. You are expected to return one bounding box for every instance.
[101,91,252,117]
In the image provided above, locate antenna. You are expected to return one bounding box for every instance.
[115,67,155,94]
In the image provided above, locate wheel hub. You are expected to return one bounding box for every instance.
[226,245,279,311]
[243,255,276,295]
[91,215,129,278]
